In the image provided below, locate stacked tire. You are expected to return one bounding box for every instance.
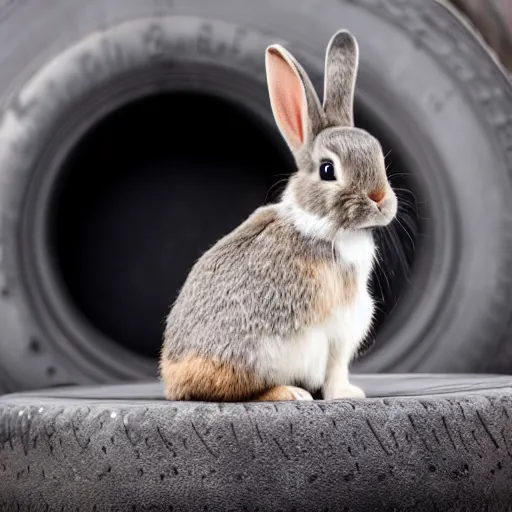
[1,0,512,509]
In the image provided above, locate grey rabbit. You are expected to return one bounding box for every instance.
[160,30,397,401]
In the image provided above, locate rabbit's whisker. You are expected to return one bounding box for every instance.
[394,217,416,252]
[265,178,289,203]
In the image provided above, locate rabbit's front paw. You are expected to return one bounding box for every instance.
[324,383,365,400]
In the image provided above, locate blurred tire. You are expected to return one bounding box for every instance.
[1,375,512,510]
[449,0,512,71]
[0,0,512,393]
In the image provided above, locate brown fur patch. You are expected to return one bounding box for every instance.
[160,355,266,402]
[303,259,358,324]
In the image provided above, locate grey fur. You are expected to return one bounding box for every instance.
[323,30,359,127]
[271,30,397,232]
[163,206,332,373]
[291,126,395,231]
[161,30,397,396]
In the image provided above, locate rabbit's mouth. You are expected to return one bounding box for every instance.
[354,193,398,231]
[329,198,395,232]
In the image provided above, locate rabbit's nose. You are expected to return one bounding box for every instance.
[368,190,386,206]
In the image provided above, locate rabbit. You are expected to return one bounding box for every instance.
[159,29,397,402]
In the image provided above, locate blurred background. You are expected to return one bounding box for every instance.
[0,0,511,394]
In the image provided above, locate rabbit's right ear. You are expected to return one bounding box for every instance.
[323,30,359,127]
[266,45,323,152]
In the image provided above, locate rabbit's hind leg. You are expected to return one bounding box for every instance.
[255,386,313,401]
[160,355,265,402]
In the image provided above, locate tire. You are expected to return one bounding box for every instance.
[0,0,512,393]
[1,375,512,511]
[449,0,512,72]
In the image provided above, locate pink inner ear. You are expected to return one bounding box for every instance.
[267,49,305,150]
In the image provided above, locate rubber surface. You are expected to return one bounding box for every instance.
[450,0,512,71]
[1,375,512,511]
[1,0,512,394]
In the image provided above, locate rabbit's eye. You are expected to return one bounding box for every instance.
[319,160,336,181]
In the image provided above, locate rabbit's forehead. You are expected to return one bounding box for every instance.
[313,127,383,166]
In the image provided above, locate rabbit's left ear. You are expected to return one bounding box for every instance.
[266,44,323,152]
[323,30,359,127]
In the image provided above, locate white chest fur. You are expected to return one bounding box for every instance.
[331,229,376,352]
[318,230,376,373]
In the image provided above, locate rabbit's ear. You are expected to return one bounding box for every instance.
[323,30,359,127]
[266,44,323,152]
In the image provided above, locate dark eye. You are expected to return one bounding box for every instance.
[319,160,336,181]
